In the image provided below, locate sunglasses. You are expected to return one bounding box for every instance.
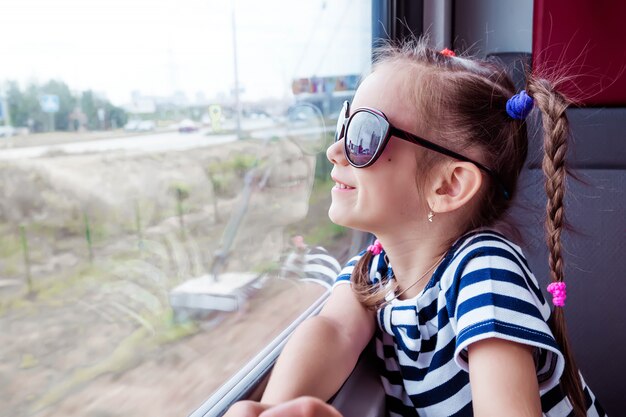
[334,100,510,199]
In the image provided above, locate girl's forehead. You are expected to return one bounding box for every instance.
[353,64,428,134]
[353,66,403,110]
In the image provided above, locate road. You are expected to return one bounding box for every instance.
[0,129,238,160]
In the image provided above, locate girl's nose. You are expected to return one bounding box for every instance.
[326,138,348,166]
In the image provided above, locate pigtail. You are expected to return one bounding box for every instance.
[527,76,586,417]
[350,251,396,311]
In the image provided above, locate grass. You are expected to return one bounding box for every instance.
[0,230,22,258]
[0,263,105,317]
[30,309,198,413]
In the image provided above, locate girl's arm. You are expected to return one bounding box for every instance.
[468,338,542,417]
[260,284,376,404]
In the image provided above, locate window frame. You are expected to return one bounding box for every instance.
[187,290,330,417]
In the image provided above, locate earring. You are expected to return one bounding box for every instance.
[428,210,434,222]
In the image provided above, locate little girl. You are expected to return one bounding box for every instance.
[226,38,607,417]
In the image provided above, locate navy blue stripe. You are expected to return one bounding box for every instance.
[540,381,565,412]
[408,369,469,407]
[446,247,544,316]
[386,395,420,416]
[382,343,396,358]
[456,319,560,352]
[456,233,530,269]
[392,324,420,361]
[382,369,404,386]
[593,395,607,416]
[437,301,451,329]
[394,323,420,340]
[392,305,416,311]
[458,267,530,293]
[418,296,439,324]
[398,335,456,381]
[420,334,438,353]
[457,292,545,323]
[335,274,351,283]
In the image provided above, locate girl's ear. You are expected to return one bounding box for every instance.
[428,162,483,214]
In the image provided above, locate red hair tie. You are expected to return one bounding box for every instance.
[440,48,456,57]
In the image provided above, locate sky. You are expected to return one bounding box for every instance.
[0,0,372,105]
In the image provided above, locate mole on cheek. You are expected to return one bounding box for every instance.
[387,158,392,162]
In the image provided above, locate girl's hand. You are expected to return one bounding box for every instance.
[224,400,272,417]
[224,398,342,417]
[259,397,343,417]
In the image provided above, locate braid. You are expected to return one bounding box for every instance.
[537,79,569,283]
[527,76,586,417]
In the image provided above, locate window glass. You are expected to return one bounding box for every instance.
[0,1,371,415]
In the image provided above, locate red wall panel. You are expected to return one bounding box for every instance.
[532,0,626,106]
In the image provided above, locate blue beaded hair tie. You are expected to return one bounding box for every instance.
[506,90,534,120]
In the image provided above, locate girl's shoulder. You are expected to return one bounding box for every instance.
[443,228,531,274]
[439,228,547,314]
[425,228,536,299]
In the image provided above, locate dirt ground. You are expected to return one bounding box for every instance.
[0,137,349,417]
[27,280,326,417]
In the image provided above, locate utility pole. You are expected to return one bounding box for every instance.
[0,84,11,128]
[231,0,242,139]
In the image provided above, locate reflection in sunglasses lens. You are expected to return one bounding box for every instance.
[346,112,383,166]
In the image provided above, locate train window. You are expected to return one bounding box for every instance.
[0,1,371,415]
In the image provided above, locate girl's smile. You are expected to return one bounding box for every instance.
[331,176,356,191]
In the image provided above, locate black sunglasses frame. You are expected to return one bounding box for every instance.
[334,100,510,199]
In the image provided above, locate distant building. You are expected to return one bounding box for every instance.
[291,74,360,117]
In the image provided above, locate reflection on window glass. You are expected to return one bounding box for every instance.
[0,0,371,415]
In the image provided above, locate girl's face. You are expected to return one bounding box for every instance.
[326,63,435,235]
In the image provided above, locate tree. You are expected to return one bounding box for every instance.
[3,80,127,132]
[81,90,127,130]
[41,80,76,131]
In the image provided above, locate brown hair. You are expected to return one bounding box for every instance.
[349,37,586,416]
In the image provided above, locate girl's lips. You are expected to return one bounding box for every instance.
[332,181,356,192]
[332,184,356,192]
[331,176,355,190]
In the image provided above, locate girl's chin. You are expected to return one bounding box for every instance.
[328,205,361,230]
[327,205,348,228]
[329,203,384,235]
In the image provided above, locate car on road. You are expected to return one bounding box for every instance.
[137,120,155,131]
[178,119,198,133]
[124,120,141,131]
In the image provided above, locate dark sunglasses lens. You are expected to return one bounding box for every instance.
[345,112,385,166]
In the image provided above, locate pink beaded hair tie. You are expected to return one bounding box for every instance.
[547,281,567,307]
[368,239,383,255]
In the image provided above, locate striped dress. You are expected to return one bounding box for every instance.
[333,230,607,417]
